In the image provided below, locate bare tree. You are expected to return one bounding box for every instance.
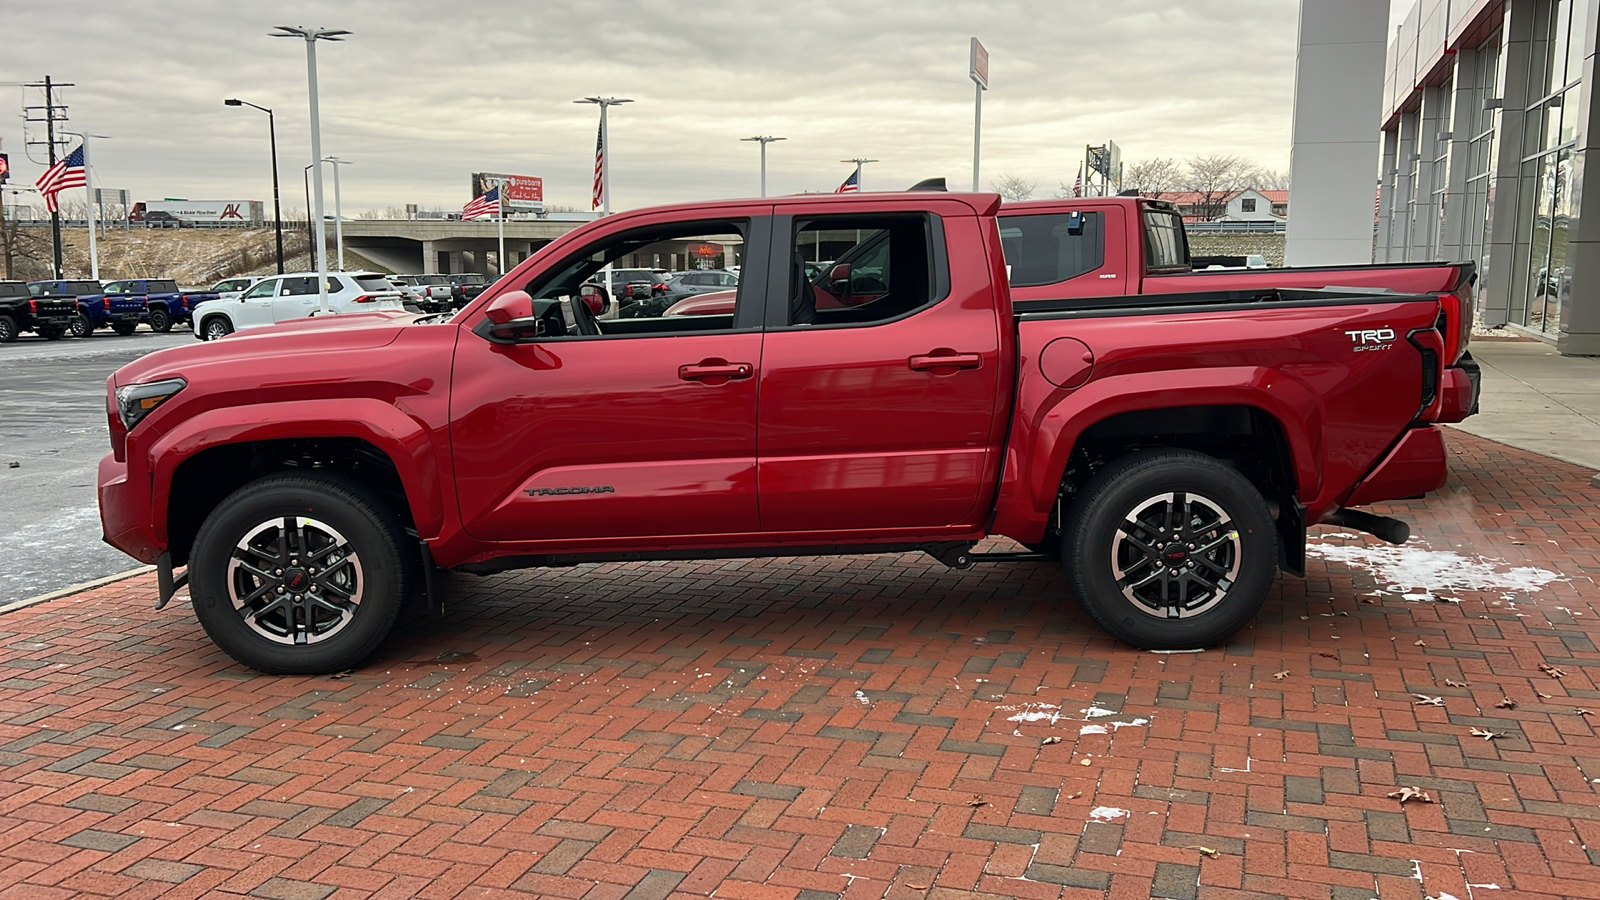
[1123,158,1184,198]
[990,174,1039,202]
[1182,154,1262,221]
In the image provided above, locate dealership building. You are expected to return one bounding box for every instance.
[1375,0,1599,353]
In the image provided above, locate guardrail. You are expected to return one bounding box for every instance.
[1184,220,1288,234]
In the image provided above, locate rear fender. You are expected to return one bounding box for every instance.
[994,366,1323,539]
[143,398,444,543]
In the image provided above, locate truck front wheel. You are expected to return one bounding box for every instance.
[70,313,93,337]
[189,473,411,675]
[1061,449,1277,650]
[148,308,172,333]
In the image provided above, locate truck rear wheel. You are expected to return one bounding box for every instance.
[148,308,172,333]
[1061,448,1277,650]
[0,315,15,343]
[189,473,411,675]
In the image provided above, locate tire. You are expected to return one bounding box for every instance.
[38,325,66,341]
[111,321,138,336]
[0,315,15,343]
[1061,448,1277,650]
[189,472,412,674]
[69,312,93,337]
[148,307,172,333]
[201,316,233,341]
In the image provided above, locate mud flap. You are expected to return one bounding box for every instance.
[1276,499,1306,577]
[155,552,188,610]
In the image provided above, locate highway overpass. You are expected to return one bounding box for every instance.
[340,218,588,274]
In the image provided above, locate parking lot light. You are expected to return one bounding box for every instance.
[740,136,786,198]
[224,98,285,274]
[574,97,632,215]
[271,24,350,314]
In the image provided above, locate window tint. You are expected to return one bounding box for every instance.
[516,220,748,339]
[69,282,101,295]
[998,212,1105,286]
[243,279,278,299]
[1142,210,1189,271]
[149,279,179,292]
[280,277,315,296]
[785,215,937,327]
[355,276,394,293]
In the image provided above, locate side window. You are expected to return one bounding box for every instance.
[998,212,1105,286]
[716,273,738,286]
[784,215,938,328]
[282,277,315,296]
[1143,210,1189,272]
[518,219,749,339]
[243,279,278,299]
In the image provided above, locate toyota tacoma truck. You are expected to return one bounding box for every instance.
[98,192,1477,674]
[0,280,77,341]
[104,278,219,333]
[30,279,147,336]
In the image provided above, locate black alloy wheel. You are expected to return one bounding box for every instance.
[189,473,411,674]
[0,315,15,343]
[69,312,93,337]
[1061,448,1277,650]
[148,308,172,333]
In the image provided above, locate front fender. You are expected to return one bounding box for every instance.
[992,366,1324,541]
[143,398,445,543]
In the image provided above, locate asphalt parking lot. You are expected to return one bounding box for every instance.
[0,330,194,606]
[0,430,1595,899]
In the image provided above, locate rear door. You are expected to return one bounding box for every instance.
[270,277,317,322]
[756,201,1005,532]
[451,209,773,543]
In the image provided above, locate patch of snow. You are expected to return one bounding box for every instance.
[1089,807,1129,822]
[1305,540,1562,603]
[853,690,870,706]
[1080,705,1117,718]
[1004,703,1063,724]
[1079,724,1108,735]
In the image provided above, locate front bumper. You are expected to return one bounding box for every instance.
[98,452,161,564]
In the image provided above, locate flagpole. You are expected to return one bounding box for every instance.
[497,183,505,276]
[81,137,98,280]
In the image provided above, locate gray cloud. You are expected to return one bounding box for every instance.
[4,0,1306,214]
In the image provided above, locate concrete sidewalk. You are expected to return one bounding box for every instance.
[1451,338,1600,476]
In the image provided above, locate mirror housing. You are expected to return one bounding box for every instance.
[483,289,534,325]
[828,263,852,294]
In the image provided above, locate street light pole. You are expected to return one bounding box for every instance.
[574,97,632,214]
[324,156,350,270]
[740,135,786,197]
[839,157,879,191]
[225,98,284,273]
[272,25,349,314]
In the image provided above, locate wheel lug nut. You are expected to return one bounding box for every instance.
[293,595,303,603]
[274,569,283,576]
[276,587,285,594]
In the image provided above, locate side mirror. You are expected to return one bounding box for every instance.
[483,289,534,325]
[828,263,852,293]
[579,283,606,316]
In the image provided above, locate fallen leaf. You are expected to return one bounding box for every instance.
[1360,597,1379,605]
[1386,787,1434,804]
[1272,670,1289,681]
[1184,845,1222,859]
[1445,679,1468,688]
[1537,691,1553,699]
[1496,697,1517,710]
[967,796,987,807]
[1042,736,1063,745]
[1414,640,1427,647]
[329,669,356,680]
[1470,727,1506,741]
[905,883,930,891]
[1065,791,1082,800]
[1414,695,1444,706]
[1540,663,1567,679]
[1318,652,1338,659]
[1338,611,1351,617]
[1579,709,1594,717]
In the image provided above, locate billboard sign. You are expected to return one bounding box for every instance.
[472,173,544,210]
[969,38,989,90]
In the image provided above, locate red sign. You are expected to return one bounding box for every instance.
[970,38,989,89]
[690,242,723,257]
[472,172,543,209]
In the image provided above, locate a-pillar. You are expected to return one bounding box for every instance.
[1284,0,1389,266]
[1558,0,1600,354]
[1483,0,1538,328]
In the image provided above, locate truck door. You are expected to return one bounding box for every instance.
[756,208,1004,532]
[1000,205,1129,302]
[450,212,772,542]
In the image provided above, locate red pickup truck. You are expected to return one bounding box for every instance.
[98,192,1478,674]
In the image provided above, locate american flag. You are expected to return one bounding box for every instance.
[1072,163,1083,198]
[36,145,87,214]
[461,185,500,221]
[835,169,859,193]
[591,123,604,211]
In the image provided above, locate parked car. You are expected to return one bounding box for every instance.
[104,278,219,333]
[447,274,490,306]
[209,277,259,300]
[29,279,146,336]
[99,190,1478,674]
[393,274,456,312]
[191,271,406,341]
[663,269,738,299]
[0,280,77,341]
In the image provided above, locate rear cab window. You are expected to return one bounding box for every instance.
[1142,208,1190,273]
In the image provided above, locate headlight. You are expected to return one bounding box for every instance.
[114,377,186,429]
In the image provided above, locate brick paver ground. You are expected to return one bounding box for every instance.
[2,430,1599,899]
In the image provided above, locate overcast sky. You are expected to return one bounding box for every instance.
[1,1,1407,214]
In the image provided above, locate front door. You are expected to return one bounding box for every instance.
[451,212,771,543]
[235,277,281,329]
[757,208,1004,533]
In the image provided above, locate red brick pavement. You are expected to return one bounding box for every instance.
[1,430,1599,899]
